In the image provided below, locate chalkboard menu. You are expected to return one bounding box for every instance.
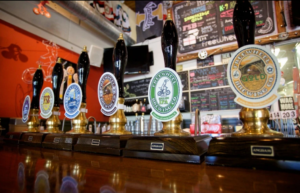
[178,71,189,91]
[190,64,228,90]
[173,1,275,53]
[124,71,189,98]
[191,87,241,111]
[124,78,152,98]
[197,55,214,68]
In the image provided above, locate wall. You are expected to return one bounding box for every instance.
[0,19,108,122]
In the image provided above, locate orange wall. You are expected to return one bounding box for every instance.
[0,20,108,122]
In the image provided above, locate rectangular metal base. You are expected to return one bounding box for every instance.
[19,133,47,147]
[74,134,132,156]
[206,136,300,171]
[4,132,24,144]
[123,135,211,164]
[42,134,80,151]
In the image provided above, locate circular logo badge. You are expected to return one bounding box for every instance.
[198,50,208,59]
[227,45,280,109]
[98,72,119,116]
[148,68,182,122]
[63,83,82,119]
[40,87,54,119]
[22,95,31,123]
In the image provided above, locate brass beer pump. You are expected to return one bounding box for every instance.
[105,34,131,135]
[23,65,44,132]
[154,13,189,136]
[67,46,92,134]
[231,0,283,137]
[44,58,63,133]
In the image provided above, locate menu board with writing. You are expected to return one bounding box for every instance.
[190,64,228,90]
[197,55,214,68]
[191,87,241,111]
[124,78,151,98]
[178,71,189,91]
[173,1,275,53]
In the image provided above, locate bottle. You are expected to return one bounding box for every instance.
[77,46,90,103]
[233,0,256,48]
[113,34,127,98]
[132,99,140,112]
[52,58,64,107]
[31,65,44,109]
[141,98,147,112]
[139,100,143,112]
[140,113,145,135]
[161,12,179,71]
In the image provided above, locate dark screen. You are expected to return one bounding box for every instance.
[103,45,151,74]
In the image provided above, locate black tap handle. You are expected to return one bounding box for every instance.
[52,58,64,107]
[77,46,90,103]
[233,0,256,48]
[113,34,127,98]
[31,66,44,109]
[161,13,179,70]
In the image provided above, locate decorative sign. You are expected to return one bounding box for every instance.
[251,145,274,157]
[148,68,182,122]
[98,72,119,116]
[198,50,208,59]
[190,64,228,90]
[173,1,275,53]
[39,87,54,119]
[278,97,295,111]
[227,45,280,109]
[22,95,31,123]
[63,83,82,119]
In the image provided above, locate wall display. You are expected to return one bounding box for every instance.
[173,1,275,53]
[197,55,214,68]
[190,64,228,90]
[39,87,54,119]
[136,1,164,43]
[191,87,241,112]
[98,72,119,116]
[63,83,82,119]
[22,95,31,123]
[177,71,189,91]
[227,45,280,108]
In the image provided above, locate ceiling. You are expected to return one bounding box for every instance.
[124,1,135,11]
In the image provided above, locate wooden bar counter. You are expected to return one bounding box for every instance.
[0,143,299,193]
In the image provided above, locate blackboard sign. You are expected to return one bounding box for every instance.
[178,71,189,91]
[191,87,241,111]
[190,64,228,90]
[197,55,214,68]
[124,78,151,98]
[173,1,275,53]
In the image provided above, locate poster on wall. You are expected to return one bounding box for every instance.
[136,1,164,43]
[173,1,275,53]
[114,4,131,36]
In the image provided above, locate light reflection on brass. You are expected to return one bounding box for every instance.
[232,108,283,137]
[105,98,131,135]
[67,103,92,134]
[43,107,62,133]
[23,109,40,132]
[154,109,190,136]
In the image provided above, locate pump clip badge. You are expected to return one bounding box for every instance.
[63,83,82,119]
[98,72,119,116]
[228,45,280,108]
[40,87,54,119]
[148,68,182,122]
[22,95,31,123]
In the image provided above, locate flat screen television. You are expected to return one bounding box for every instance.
[103,45,153,75]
